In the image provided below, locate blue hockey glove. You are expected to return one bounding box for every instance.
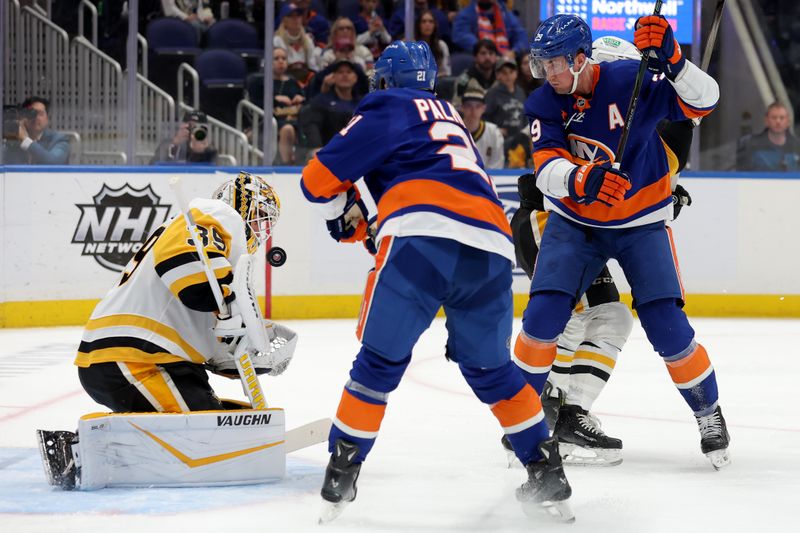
[634,15,686,80]
[671,184,692,220]
[326,187,370,243]
[568,162,631,207]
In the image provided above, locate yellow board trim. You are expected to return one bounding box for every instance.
[129,421,283,468]
[2,294,800,327]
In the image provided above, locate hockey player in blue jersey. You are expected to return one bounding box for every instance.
[301,40,574,523]
[515,14,730,470]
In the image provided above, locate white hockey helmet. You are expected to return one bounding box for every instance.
[591,36,641,63]
[214,171,280,254]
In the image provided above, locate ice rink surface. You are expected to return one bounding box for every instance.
[1,317,798,532]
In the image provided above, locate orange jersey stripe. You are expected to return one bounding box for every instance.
[666,226,685,300]
[491,384,542,429]
[336,388,387,433]
[377,179,511,236]
[302,156,350,199]
[677,97,714,119]
[533,147,573,174]
[559,171,672,223]
[666,344,712,385]
[514,333,557,368]
[356,237,393,341]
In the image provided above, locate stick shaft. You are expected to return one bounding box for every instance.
[170,176,229,316]
[701,0,726,72]
[614,0,663,169]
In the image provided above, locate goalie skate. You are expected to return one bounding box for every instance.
[517,438,575,523]
[696,406,731,470]
[554,404,623,467]
[319,439,361,524]
[36,429,78,490]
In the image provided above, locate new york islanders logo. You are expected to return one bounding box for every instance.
[567,134,616,166]
[72,184,172,272]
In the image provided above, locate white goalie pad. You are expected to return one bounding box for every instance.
[74,409,286,490]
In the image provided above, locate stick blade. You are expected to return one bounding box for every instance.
[285,417,332,453]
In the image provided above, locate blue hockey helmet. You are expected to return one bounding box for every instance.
[529,14,592,79]
[370,40,437,92]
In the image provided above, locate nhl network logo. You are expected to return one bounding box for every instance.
[72,184,172,272]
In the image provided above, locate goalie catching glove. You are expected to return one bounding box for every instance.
[208,318,298,377]
[206,253,298,377]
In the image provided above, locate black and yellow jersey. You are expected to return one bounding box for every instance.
[75,198,249,367]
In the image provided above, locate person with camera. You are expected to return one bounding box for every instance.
[3,96,70,165]
[150,109,218,165]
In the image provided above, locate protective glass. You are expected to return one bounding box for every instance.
[529,55,570,79]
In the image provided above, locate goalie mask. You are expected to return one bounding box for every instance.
[214,172,280,254]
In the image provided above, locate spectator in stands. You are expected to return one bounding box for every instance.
[272,46,305,164]
[160,0,216,36]
[317,17,374,71]
[415,9,451,76]
[486,57,530,169]
[458,82,504,169]
[515,51,541,94]
[352,0,391,61]
[454,39,497,105]
[452,0,527,58]
[299,60,362,160]
[277,0,330,48]
[737,101,800,171]
[150,109,218,165]
[485,57,525,137]
[3,96,70,165]
[274,3,320,87]
[388,0,452,45]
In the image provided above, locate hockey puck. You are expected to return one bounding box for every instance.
[267,246,287,267]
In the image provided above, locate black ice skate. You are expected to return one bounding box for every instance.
[696,406,731,470]
[516,438,574,523]
[319,439,362,524]
[554,404,623,467]
[541,382,566,431]
[36,429,78,490]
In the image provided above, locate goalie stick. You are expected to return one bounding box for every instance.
[286,417,333,453]
[169,176,268,409]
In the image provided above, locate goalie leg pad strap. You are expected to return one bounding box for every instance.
[74,409,285,489]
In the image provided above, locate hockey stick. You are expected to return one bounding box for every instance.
[701,0,726,72]
[169,176,268,409]
[613,0,663,170]
[285,417,332,453]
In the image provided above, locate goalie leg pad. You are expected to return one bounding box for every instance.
[73,409,285,490]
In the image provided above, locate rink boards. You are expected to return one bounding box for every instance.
[0,166,798,326]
